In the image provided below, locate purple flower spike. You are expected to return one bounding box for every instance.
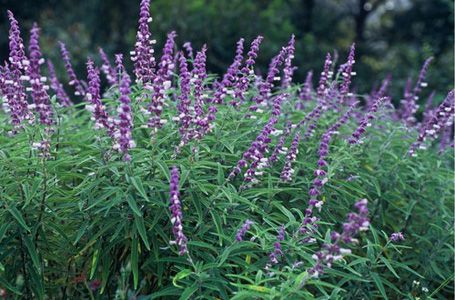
[131,0,156,85]
[214,38,244,104]
[59,42,85,97]
[268,121,292,166]
[7,10,29,72]
[297,71,313,109]
[86,58,112,133]
[348,97,385,145]
[316,53,332,107]
[282,34,296,88]
[280,132,300,182]
[236,219,253,241]
[390,232,405,242]
[147,31,177,129]
[113,71,135,161]
[99,47,117,86]
[309,199,369,278]
[28,23,53,126]
[47,60,72,107]
[409,90,454,156]
[182,42,193,59]
[169,166,188,255]
[339,43,356,99]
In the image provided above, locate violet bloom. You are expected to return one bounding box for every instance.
[213,38,244,104]
[27,23,53,126]
[113,71,135,161]
[250,45,287,111]
[86,59,112,133]
[282,34,296,88]
[234,36,264,105]
[309,199,369,278]
[316,53,333,107]
[59,42,85,97]
[390,232,405,242]
[98,47,117,86]
[280,132,300,182]
[176,52,192,137]
[297,71,313,109]
[47,60,72,107]
[348,97,386,145]
[268,121,292,166]
[192,45,208,117]
[169,166,188,255]
[409,90,454,156]
[131,0,156,85]
[236,219,253,241]
[182,42,193,60]
[339,43,356,99]
[422,91,436,124]
[268,225,285,266]
[147,31,177,129]
[2,12,34,130]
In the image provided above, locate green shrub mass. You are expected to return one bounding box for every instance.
[0,84,453,299]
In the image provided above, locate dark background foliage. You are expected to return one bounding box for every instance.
[0,0,453,102]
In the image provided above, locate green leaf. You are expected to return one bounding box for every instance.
[371,272,388,300]
[134,214,150,250]
[7,207,30,232]
[23,235,41,273]
[127,195,142,216]
[379,257,400,279]
[131,235,139,289]
[178,283,198,300]
[130,176,150,202]
[173,269,193,288]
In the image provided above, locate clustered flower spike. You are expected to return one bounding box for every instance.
[214,38,244,104]
[147,31,177,129]
[131,0,156,85]
[268,121,292,166]
[59,42,85,96]
[230,94,286,183]
[236,219,253,241]
[234,36,264,105]
[409,90,454,156]
[309,199,369,278]
[182,42,193,60]
[113,71,135,161]
[348,97,386,145]
[250,46,287,112]
[267,225,285,267]
[27,23,53,126]
[280,131,300,182]
[296,71,313,109]
[169,166,188,255]
[1,11,34,130]
[339,43,356,99]
[282,34,296,88]
[86,59,112,133]
[47,60,72,107]
[390,232,405,242]
[400,57,433,125]
[316,53,332,107]
[99,47,117,86]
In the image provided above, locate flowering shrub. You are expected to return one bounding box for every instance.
[0,2,453,299]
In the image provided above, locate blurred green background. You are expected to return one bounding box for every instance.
[0,0,453,102]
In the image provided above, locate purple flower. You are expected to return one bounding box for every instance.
[169,166,188,255]
[268,121,292,166]
[7,11,29,72]
[390,232,405,242]
[409,90,454,156]
[280,132,300,182]
[27,23,53,126]
[316,53,333,106]
[309,199,369,278]
[282,34,296,88]
[47,60,72,107]
[339,43,356,99]
[297,71,313,109]
[147,31,177,129]
[98,47,117,86]
[236,219,253,241]
[59,42,86,97]
[214,38,244,104]
[182,42,193,60]
[86,58,112,133]
[348,97,386,145]
[113,70,135,161]
[233,36,264,105]
[131,0,156,85]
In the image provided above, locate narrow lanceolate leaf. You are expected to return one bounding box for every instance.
[8,207,31,232]
[23,235,41,273]
[134,214,150,250]
[127,195,142,216]
[131,235,139,289]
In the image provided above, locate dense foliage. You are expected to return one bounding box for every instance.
[0,1,454,299]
